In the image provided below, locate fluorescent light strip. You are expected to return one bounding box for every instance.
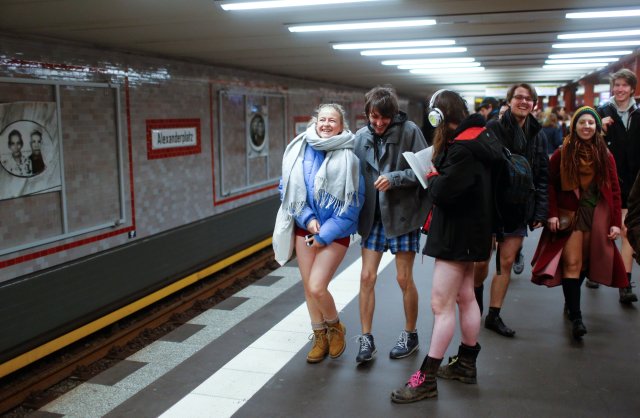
[289,19,436,32]
[548,50,632,59]
[398,62,481,69]
[558,29,640,39]
[361,47,466,56]
[333,39,454,50]
[552,40,640,48]
[566,9,640,19]
[381,57,475,65]
[410,67,484,74]
[221,0,378,10]
[545,58,618,64]
[543,63,606,69]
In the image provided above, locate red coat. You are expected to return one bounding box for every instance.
[531,149,628,288]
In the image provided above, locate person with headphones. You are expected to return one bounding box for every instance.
[391,89,503,404]
[353,86,429,364]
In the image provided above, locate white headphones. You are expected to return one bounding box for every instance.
[427,89,447,127]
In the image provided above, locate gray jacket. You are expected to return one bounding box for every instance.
[353,112,429,239]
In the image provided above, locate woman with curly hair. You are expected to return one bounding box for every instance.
[531,106,628,340]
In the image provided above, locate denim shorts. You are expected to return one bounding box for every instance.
[504,224,528,238]
[361,221,420,253]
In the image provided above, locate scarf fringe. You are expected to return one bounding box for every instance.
[314,188,358,216]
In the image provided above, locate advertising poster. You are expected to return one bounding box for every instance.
[0,102,62,200]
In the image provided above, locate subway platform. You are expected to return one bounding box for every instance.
[32,230,640,418]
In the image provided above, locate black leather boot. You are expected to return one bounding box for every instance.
[390,356,442,403]
[437,343,481,384]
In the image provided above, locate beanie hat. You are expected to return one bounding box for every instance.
[570,106,602,134]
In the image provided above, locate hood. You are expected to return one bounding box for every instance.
[453,113,502,164]
[610,97,637,114]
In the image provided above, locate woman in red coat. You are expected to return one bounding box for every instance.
[531,106,628,340]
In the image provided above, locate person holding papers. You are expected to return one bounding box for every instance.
[391,90,502,404]
[273,103,365,363]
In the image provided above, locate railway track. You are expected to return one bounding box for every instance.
[0,248,277,416]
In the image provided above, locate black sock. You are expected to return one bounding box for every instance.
[487,307,501,318]
[562,278,581,320]
[474,285,484,315]
[579,271,587,287]
[627,272,632,288]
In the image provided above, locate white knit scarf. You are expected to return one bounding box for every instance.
[273,124,359,264]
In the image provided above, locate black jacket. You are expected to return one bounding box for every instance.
[487,109,549,224]
[597,102,640,202]
[424,114,503,261]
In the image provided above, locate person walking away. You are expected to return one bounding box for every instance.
[531,106,627,339]
[273,103,365,363]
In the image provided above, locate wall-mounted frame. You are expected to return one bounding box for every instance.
[146,118,201,160]
[0,77,127,257]
[292,115,310,139]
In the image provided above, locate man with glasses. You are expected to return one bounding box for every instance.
[474,83,549,337]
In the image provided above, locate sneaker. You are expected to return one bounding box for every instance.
[390,370,437,404]
[585,280,600,289]
[619,283,638,304]
[389,330,419,359]
[484,315,515,337]
[356,333,376,363]
[512,251,524,275]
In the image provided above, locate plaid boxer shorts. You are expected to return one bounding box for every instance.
[361,221,420,254]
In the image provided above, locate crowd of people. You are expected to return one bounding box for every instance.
[273,68,639,405]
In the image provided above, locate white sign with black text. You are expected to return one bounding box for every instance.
[151,127,197,149]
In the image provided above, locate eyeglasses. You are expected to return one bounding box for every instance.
[513,94,534,103]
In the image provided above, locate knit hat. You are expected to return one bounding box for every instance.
[570,106,602,134]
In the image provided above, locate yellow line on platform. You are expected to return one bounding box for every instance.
[0,238,272,379]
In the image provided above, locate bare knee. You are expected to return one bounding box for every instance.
[396,271,414,291]
[307,281,328,300]
[360,269,377,291]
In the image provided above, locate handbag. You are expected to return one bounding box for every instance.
[557,207,577,232]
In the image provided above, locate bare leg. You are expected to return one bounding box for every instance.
[458,263,481,346]
[489,236,524,308]
[359,248,383,334]
[306,242,349,321]
[395,251,418,331]
[428,259,471,358]
[296,235,323,324]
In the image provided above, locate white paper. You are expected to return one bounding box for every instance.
[402,146,433,189]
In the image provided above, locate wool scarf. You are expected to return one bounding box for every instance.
[560,138,596,191]
[273,124,359,264]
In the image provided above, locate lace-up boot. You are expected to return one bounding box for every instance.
[389,330,419,359]
[437,343,481,384]
[619,276,638,304]
[390,356,442,403]
[306,329,329,363]
[326,320,346,358]
[356,333,376,363]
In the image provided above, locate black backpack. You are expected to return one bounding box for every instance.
[494,147,535,236]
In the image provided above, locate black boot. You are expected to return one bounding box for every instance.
[562,278,587,339]
[619,273,638,304]
[474,285,484,315]
[390,356,442,403]
[437,343,481,384]
[485,307,515,337]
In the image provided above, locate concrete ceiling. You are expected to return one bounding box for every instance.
[0,0,639,97]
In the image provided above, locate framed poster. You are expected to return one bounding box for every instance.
[247,104,268,158]
[0,102,62,200]
[293,115,310,139]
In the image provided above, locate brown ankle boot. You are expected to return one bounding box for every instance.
[307,329,329,363]
[327,321,346,358]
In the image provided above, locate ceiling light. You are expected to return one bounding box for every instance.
[333,40,454,50]
[361,47,466,56]
[398,62,481,70]
[545,58,618,64]
[566,9,640,19]
[552,40,640,48]
[220,0,379,10]
[410,67,484,74]
[381,57,475,65]
[543,63,606,69]
[548,50,632,59]
[288,18,436,32]
[558,29,640,39]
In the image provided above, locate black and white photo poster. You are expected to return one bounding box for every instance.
[0,102,62,200]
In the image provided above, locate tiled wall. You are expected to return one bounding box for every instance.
[0,34,424,282]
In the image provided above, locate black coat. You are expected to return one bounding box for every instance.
[597,102,640,203]
[424,114,503,261]
[487,110,549,224]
